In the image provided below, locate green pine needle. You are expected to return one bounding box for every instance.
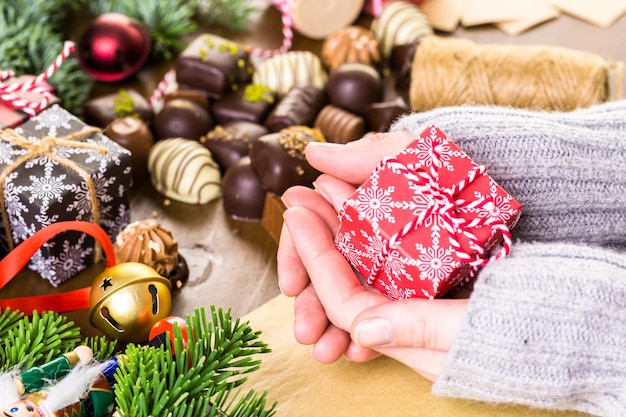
[193,0,259,32]
[0,310,82,371]
[114,306,274,417]
[82,335,120,362]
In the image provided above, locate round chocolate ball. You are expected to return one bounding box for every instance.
[326,63,383,117]
[222,156,267,221]
[154,98,214,141]
[103,116,154,179]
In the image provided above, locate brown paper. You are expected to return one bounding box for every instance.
[242,294,590,417]
[420,0,470,32]
[496,1,560,36]
[548,0,626,28]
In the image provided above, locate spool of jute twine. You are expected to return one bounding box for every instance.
[410,36,623,112]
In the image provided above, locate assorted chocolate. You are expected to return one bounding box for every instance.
[200,122,268,173]
[265,84,327,133]
[153,98,214,141]
[174,34,254,100]
[103,116,155,179]
[147,138,222,204]
[249,126,325,195]
[211,84,276,126]
[221,156,268,221]
[80,0,428,238]
[321,26,381,70]
[252,51,328,97]
[84,88,153,128]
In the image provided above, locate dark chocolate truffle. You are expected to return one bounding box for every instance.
[175,34,253,100]
[153,98,214,141]
[265,84,327,133]
[249,126,324,195]
[326,63,383,117]
[365,97,410,132]
[200,122,269,173]
[222,156,267,221]
[314,104,364,144]
[103,116,155,179]
[84,89,153,128]
[211,84,276,126]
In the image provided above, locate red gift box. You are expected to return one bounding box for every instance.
[335,125,522,299]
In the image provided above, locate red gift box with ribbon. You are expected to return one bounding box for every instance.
[335,125,522,299]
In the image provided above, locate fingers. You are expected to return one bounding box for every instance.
[282,206,388,331]
[311,324,351,363]
[277,223,308,296]
[305,130,415,184]
[293,284,330,344]
[277,185,341,296]
[313,174,358,214]
[351,299,468,352]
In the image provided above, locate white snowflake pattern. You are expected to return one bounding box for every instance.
[335,230,365,267]
[468,179,517,224]
[25,172,71,204]
[46,235,93,286]
[29,105,74,137]
[402,126,465,171]
[0,141,20,163]
[410,242,457,286]
[349,175,396,223]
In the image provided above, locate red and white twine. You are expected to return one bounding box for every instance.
[0,41,75,117]
[366,148,512,285]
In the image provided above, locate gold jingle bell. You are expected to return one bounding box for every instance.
[89,262,172,343]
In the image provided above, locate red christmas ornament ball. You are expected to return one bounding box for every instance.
[77,13,151,82]
[148,316,188,352]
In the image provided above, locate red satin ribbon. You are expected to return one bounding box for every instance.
[0,220,116,313]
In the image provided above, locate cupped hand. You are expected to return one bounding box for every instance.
[277,130,468,380]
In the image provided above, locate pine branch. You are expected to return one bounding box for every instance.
[193,0,259,32]
[0,310,82,371]
[114,306,274,417]
[82,335,120,363]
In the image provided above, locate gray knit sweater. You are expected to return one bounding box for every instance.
[390,102,626,416]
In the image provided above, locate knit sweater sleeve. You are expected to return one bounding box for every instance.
[432,243,626,417]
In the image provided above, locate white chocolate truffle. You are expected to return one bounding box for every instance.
[371,0,433,58]
[148,138,222,204]
[291,0,364,40]
[252,51,328,97]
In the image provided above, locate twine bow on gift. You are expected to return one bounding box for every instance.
[366,147,513,285]
[0,41,75,117]
[0,127,108,258]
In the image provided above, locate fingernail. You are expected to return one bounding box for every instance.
[312,180,332,204]
[307,141,344,149]
[354,318,394,348]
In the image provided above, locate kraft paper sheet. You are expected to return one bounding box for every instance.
[242,294,590,417]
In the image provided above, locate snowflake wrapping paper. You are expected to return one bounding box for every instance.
[0,104,132,286]
[335,125,522,299]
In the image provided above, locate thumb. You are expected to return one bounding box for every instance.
[351,298,468,351]
[305,130,415,184]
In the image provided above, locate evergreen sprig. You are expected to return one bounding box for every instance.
[193,0,259,32]
[0,1,93,117]
[0,310,82,371]
[113,306,276,417]
[82,335,119,363]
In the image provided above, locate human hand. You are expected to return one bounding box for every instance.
[277,131,469,380]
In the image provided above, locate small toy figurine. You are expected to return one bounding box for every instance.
[0,346,123,417]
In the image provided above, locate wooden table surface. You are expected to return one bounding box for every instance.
[3,3,626,338]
